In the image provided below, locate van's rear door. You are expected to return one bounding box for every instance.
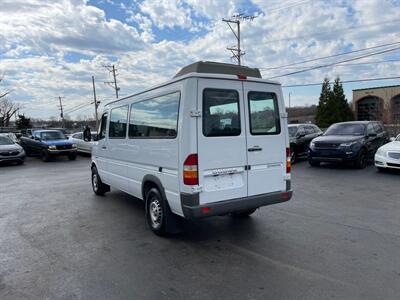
[197,78,248,204]
[243,81,287,196]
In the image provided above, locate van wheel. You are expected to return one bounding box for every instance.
[91,166,109,196]
[231,208,257,217]
[145,188,169,236]
[68,153,77,160]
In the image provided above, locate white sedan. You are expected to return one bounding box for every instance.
[375,134,400,171]
[69,132,97,154]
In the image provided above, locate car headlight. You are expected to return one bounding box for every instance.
[340,141,358,147]
[48,145,57,150]
[310,141,315,148]
[376,148,386,157]
[72,144,77,148]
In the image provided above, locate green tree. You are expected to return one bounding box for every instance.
[331,77,354,122]
[315,77,332,128]
[16,114,32,130]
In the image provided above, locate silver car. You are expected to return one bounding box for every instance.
[69,132,97,154]
[0,135,26,165]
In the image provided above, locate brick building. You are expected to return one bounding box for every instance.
[353,85,400,124]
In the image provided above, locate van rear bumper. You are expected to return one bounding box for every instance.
[181,190,293,219]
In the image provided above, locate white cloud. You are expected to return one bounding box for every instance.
[0,0,146,55]
[1,0,400,118]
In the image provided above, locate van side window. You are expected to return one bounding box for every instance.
[248,92,280,135]
[109,106,128,138]
[203,89,241,137]
[98,112,108,140]
[129,92,180,138]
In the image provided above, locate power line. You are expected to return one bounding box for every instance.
[266,45,400,79]
[264,59,400,70]
[265,19,399,44]
[282,76,400,88]
[260,41,400,71]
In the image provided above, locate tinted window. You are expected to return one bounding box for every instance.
[373,123,383,133]
[248,92,280,135]
[367,123,376,135]
[41,131,66,140]
[288,126,298,137]
[73,133,83,139]
[324,123,366,136]
[297,127,305,136]
[109,106,128,138]
[0,136,13,145]
[129,92,180,138]
[305,126,314,135]
[98,112,108,140]
[203,89,240,137]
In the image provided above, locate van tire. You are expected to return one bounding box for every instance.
[91,166,109,196]
[68,153,77,160]
[231,208,257,217]
[145,188,170,236]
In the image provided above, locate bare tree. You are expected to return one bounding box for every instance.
[0,98,21,127]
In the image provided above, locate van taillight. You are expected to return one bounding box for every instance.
[183,154,198,185]
[286,148,291,173]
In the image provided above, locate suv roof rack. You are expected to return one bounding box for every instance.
[173,61,262,79]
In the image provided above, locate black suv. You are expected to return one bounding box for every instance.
[309,121,389,169]
[289,124,323,162]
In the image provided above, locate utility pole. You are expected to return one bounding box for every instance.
[222,14,257,65]
[92,76,100,130]
[104,64,120,99]
[58,96,65,128]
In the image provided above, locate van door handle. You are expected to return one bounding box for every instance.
[248,146,262,152]
[102,146,107,149]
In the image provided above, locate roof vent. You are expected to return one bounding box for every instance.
[173,61,262,78]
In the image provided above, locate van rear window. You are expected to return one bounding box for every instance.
[248,92,280,135]
[203,89,241,137]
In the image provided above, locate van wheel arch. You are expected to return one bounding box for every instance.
[142,175,167,204]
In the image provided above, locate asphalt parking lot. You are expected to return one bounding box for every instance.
[1,156,399,300]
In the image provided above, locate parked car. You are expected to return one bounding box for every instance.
[0,135,25,165]
[0,132,18,143]
[91,61,293,235]
[20,129,77,162]
[289,123,323,162]
[375,134,400,171]
[69,131,97,154]
[309,121,389,169]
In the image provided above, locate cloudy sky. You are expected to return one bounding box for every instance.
[1,0,400,119]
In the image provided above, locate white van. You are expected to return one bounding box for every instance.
[91,61,292,235]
